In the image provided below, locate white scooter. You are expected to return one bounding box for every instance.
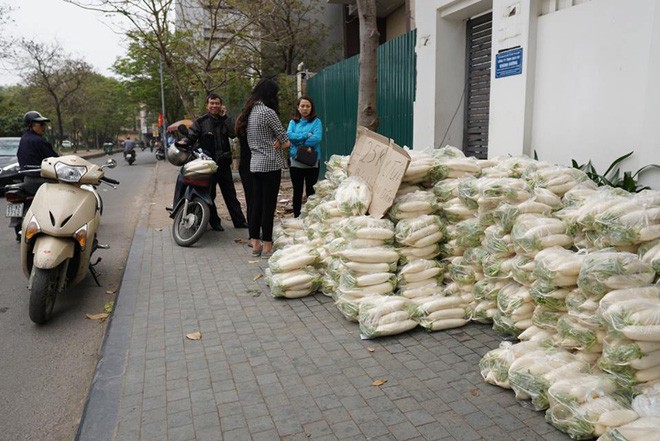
[19,155,119,324]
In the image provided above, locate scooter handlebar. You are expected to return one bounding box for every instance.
[101,176,120,185]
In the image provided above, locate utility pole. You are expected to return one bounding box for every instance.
[159,56,167,146]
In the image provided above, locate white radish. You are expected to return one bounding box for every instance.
[428,318,469,331]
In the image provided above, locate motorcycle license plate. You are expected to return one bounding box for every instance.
[6,202,24,218]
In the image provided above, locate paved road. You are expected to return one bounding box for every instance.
[77,159,573,441]
[0,150,156,441]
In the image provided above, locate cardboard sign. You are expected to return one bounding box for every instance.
[347,126,410,218]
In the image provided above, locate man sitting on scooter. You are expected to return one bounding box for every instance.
[123,136,135,158]
[15,111,59,240]
[17,110,58,171]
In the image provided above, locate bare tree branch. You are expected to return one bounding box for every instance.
[17,40,93,145]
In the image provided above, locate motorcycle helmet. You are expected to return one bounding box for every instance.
[166,143,191,166]
[24,111,50,127]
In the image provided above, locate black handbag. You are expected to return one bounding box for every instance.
[294,147,318,166]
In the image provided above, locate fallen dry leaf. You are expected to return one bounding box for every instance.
[372,379,387,387]
[105,290,116,295]
[367,347,376,352]
[155,228,162,232]
[186,331,202,340]
[86,312,109,320]
[253,274,263,281]
[470,389,480,397]
[103,301,115,314]
[248,260,259,264]
[234,238,245,244]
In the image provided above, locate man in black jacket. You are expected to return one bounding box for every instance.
[17,110,58,170]
[186,93,248,231]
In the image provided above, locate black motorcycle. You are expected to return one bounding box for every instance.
[167,136,217,247]
[124,148,136,165]
[155,143,165,161]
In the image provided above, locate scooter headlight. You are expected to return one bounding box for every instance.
[55,162,87,183]
[24,215,41,242]
[73,224,88,250]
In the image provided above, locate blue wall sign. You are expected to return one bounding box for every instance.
[495,47,523,79]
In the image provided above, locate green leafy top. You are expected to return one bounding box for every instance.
[571,151,660,193]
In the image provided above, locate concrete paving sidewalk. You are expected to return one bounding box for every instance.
[76,161,571,441]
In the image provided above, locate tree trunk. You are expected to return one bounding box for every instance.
[356,0,379,132]
[55,104,64,149]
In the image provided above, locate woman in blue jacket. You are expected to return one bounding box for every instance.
[287,96,322,217]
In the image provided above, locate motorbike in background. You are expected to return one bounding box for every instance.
[166,130,217,247]
[124,148,136,165]
[4,174,40,241]
[155,141,165,160]
[20,155,119,324]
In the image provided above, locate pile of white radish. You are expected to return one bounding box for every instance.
[511,214,573,257]
[414,293,471,331]
[395,214,445,262]
[358,295,419,338]
[396,259,445,299]
[263,148,660,440]
[333,245,400,322]
[578,252,656,300]
[401,150,447,186]
[597,286,660,386]
[266,244,321,298]
[436,155,482,180]
[388,190,439,221]
[273,218,307,250]
[492,281,535,338]
[598,385,660,441]
[639,239,660,274]
[526,165,595,197]
[479,340,543,388]
[545,372,631,439]
[333,175,372,216]
[508,347,591,410]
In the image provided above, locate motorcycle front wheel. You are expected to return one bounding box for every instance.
[29,266,61,324]
[172,196,210,247]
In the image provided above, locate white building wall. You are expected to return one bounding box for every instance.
[488,0,538,158]
[415,0,660,188]
[531,0,660,187]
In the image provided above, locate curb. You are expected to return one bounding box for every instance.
[75,227,147,441]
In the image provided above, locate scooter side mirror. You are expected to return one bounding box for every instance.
[103,158,117,169]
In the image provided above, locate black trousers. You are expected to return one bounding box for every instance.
[210,161,247,227]
[289,166,319,217]
[249,170,281,242]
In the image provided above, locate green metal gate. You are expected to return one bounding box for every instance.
[308,30,416,167]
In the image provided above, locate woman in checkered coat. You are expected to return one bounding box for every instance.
[235,78,291,258]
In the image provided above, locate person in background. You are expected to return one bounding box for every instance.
[235,78,290,258]
[17,110,58,170]
[185,93,248,231]
[15,111,59,240]
[123,136,135,157]
[287,96,322,218]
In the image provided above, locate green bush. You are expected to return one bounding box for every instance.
[571,151,659,193]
